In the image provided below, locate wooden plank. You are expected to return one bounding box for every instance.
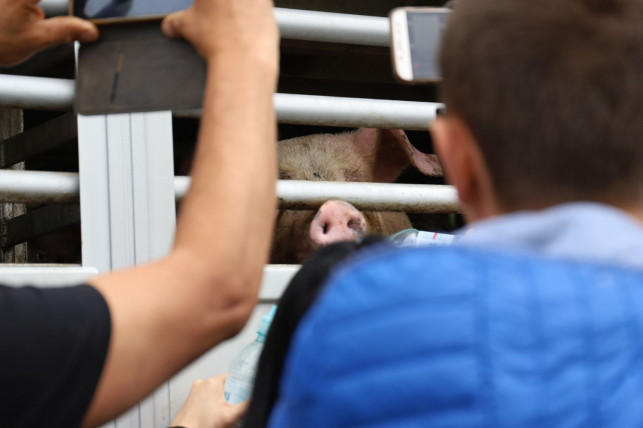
[0,108,27,263]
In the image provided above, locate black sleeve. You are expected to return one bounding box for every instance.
[0,284,111,428]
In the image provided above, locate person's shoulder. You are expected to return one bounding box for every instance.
[307,241,643,329]
[292,244,481,341]
[322,244,487,303]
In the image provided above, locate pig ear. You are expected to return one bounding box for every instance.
[353,128,443,182]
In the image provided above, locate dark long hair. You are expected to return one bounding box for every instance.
[243,236,385,427]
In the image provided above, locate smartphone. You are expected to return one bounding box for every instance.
[70,0,193,24]
[389,7,450,83]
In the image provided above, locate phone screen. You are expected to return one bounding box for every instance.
[73,0,193,21]
[406,11,449,80]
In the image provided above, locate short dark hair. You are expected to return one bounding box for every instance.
[440,0,643,210]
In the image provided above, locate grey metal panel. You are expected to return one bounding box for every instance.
[105,114,137,270]
[78,112,176,427]
[78,115,112,272]
[130,112,176,262]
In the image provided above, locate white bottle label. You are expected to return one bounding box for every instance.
[224,375,253,405]
[414,231,456,246]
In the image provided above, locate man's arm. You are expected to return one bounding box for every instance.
[0,0,98,67]
[83,0,279,425]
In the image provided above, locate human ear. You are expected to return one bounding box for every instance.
[430,116,497,222]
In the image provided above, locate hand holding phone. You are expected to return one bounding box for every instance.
[70,0,193,24]
[390,7,450,83]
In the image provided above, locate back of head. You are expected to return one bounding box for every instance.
[440,0,643,210]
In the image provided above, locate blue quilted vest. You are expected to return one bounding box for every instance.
[269,245,643,427]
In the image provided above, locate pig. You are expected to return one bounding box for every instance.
[19,129,442,265]
[272,128,443,264]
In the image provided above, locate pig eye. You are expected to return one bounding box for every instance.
[279,172,292,180]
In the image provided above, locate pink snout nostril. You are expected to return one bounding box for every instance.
[309,200,367,247]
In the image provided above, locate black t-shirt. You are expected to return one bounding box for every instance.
[0,284,111,427]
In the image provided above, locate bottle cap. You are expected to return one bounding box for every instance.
[258,305,277,336]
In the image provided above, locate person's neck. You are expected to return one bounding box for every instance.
[612,203,643,225]
[470,200,643,227]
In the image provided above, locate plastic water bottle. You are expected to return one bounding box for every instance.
[223,305,277,404]
[388,228,458,247]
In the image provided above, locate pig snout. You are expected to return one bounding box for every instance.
[310,200,366,247]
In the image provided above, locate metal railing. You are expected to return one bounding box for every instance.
[0,171,460,213]
[0,76,74,110]
[178,94,442,130]
[40,1,391,47]
[0,76,441,129]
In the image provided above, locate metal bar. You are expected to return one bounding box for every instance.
[0,75,442,129]
[0,266,99,287]
[1,205,80,249]
[0,77,440,129]
[178,93,442,130]
[40,0,69,17]
[273,94,439,130]
[0,75,74,110]
[0,172,460,213]
[0,170,79,204]
[40,3,391,46]
[275,180,459,213]
[0,112,77,167]
[275,8,390,47]
[177,178,460,213]
[0,172,459,212]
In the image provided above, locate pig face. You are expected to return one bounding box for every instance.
[272,128,442,264]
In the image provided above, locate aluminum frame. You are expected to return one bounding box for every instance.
[78,111,176,428]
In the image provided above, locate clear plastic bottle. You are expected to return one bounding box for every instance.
[223,305,277,404]
[388,228,458,248]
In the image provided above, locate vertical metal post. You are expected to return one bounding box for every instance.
[78,111,176,428]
